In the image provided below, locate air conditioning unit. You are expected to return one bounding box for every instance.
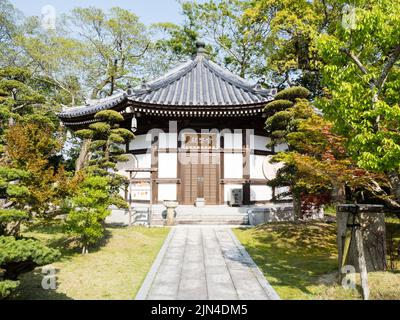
[229,189,243,207]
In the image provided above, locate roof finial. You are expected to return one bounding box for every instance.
[196,41,206,55]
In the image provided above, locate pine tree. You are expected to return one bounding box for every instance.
[0,167,60,299]
[265,86,391,218]
[0,67,63,299]
[66,110,134,253]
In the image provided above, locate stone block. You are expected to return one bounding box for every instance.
[248,206,295,225]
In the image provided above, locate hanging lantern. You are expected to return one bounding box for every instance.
[131,116,137,133]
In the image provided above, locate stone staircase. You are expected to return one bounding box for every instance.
[149,205,250,226]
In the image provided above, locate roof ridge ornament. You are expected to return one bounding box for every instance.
[141,79,150,90]
[195,41,207,57]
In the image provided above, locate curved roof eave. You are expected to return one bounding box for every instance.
[58,43,276,120]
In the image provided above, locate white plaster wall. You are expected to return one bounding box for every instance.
[129,134,152,150]
[250,155,284,180]
[224,153,243,178]
[250,185,273,201]
[224,184,243,203]
[118,186,126,199]
[250,154,265,179]
[223,131,242,149]
[250,135,271,151]
[159,132,178,149]
[158,153,177,178]
[134,153,151,178]
[275,143,289,152]
[158,184,177,201]
[116,153,139,179]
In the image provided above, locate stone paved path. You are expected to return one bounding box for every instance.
[136,226,280,300]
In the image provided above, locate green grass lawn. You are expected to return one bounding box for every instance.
[233,219,400,300]
[11,224,170,300]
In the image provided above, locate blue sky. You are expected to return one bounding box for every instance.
[10,0,185,25]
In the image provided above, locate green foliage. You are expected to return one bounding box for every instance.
[0,67,47,143]
[0,236,60,280]
[264,87,313,148]
[153,22,198,56]
[75,129,93,139]
[0,209,28,224]
[69,110,133,252]
[274,86,311,101]
[66,7,149,98]
[177,0,272,78]
[264,99,293,114]
[264,86,366,216]
[315,0,400,175]
[81,110,134,175]
[65,175,127,253]
[2,121,69,219]
[94,110,124,123]
[0,166,30,236]
[0,280,19,299]
[246,0,343,90]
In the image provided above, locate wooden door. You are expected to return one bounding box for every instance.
[203,155,218,204]
[181,153,219,205]
[182,157,198,205]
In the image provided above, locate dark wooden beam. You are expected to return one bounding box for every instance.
[242,129,251,205]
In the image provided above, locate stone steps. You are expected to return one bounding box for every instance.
[150,214,249,226]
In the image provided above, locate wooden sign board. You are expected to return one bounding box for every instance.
[182,133,218,150]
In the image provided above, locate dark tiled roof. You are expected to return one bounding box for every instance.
[130,54,274,106]
[58,43,275,120]
[58,91,127,119]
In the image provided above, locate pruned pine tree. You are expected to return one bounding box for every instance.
[0,167,60,299]
[0,236,60,298]
[67,110,134,254]
[265,86,392,219]
[0,167,30,237]
[264,86,314,218]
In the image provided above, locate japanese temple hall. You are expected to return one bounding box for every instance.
[58,41,289,209]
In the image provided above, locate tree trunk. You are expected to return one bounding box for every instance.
[332,183,346,203]
[91,78,111,99]
[388,172,400,202]
[368,179,400,210]
[293,193,302,220]
[81,237,89,255]
[75,139,91,172]
[81,245,88,255]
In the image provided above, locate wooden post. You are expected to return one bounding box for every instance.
[337,204,385,300]
[128,171,132,227]
[337,204,386,272]
[355,223,370,300]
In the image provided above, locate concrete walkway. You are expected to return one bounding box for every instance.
[136,226,280,300]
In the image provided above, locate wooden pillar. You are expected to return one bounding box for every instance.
[177,121,182,204]
[219,134,225,204]
[151,135,159,204]
[242,129,251,205]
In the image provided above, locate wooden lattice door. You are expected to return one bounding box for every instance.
[181,153,219,205]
